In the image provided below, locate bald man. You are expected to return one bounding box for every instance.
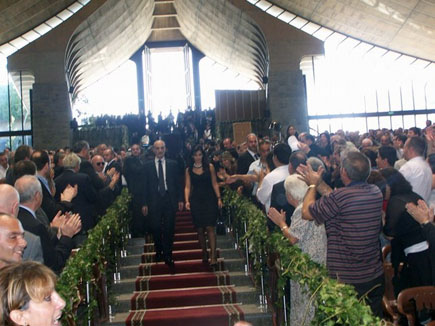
[0,184,43,264]
[141,140,183,268]
[0,213,27,269]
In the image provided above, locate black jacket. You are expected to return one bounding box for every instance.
[18,207,73,273]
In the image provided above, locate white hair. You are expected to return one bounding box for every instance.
[284,174,308,203]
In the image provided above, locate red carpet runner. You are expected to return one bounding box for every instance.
[125,211,244,326]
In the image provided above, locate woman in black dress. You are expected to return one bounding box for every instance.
[185,145,222,265]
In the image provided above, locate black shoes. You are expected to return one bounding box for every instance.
[164,257,175,274]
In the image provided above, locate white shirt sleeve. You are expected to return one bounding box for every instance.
[256,175,272,207]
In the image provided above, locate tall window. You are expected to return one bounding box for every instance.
[301,42,435,134]
[143,46,191,119]
[0,56,33,151]
[72,60,138,124]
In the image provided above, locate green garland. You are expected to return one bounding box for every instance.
[56,188,131,325]
[223,189,390,326]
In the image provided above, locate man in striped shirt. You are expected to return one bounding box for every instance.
[299,151,384,317]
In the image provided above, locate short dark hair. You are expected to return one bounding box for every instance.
[378,146,397,167]
[409,127,421,137]
[273,143,292,165]
[14,145,32,164]
[31,150,50,171]
[289,151,306,170]
[342,151,370,182]
[380,167,412,196]
[394,134,407,145]
[73,140,90,154]
[14,160,37,179]
[407,136,426,156]
[305,134,315,143]
[53,151,65,166]
[361,148,377,168]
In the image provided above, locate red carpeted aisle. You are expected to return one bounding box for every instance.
[125,211,244,326]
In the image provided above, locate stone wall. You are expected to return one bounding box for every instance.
[32,82,71,150]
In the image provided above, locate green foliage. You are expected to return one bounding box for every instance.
[223,189,389,326]
[56,189,131,325]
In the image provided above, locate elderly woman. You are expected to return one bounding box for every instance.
[268,174,327,325]
[0,261,65,326]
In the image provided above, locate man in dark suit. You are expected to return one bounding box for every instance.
[31,150,76,222]
[269,151,307,231]
[124,144,145,237]
[73,140,105,191]
[15,175,81,273]
[54,153,98,236]
[103,147,122,195]
[142,140,183,267]
[236,133,258,174]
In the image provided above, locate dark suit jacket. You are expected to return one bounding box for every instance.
[237,151,256,175]
[78,156,105,191]
[38,178,72,222]
[142,158,182,213]
[18,207,73,273]
[123,156,144,198]
[269,180,295,231]
[54,169,98,232]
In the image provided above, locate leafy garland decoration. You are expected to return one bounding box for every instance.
[223,189,391,326]
[56,188,131,325]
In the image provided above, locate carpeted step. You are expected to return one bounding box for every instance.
[173,232,198,242]
[174,225,196,233]
[125,303,244,326]
[135,271,231,291]
[130,285,237,309]
[144,240,201,253]
[141,249,220,263]
[138,259,225,276]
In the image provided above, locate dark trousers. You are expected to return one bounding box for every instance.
[352,274,385,318]
[130,196,147,237]
[149,192,175,259]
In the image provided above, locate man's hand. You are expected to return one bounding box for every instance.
[297,163,324,186]
[267,208,286,229]
[178,201,184,211]
[60,184,78,202]
[406,199,434,225]
[142,205,148,216]
[107,167,116,178]
[61,213,82,238]
[109,171,120,190]
[50,210,66,228]
[225,175,237,184]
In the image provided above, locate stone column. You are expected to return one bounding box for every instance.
[190,46,205,110]
[130,49,145,116]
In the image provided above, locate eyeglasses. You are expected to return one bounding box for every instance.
[96,162,104,166]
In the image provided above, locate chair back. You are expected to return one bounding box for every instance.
[397,286,435,326]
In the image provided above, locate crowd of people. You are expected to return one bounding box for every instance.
[0,119,433,325]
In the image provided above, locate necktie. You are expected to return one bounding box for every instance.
[158,159,166,196]
[254,154,259,160]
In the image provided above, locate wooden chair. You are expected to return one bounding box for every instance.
[397,286,435,326]
[382,245,400,325]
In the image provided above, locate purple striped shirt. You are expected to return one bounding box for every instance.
[309,182,383,284]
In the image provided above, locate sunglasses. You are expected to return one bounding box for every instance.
[96,162,104,166]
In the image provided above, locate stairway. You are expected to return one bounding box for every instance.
[106,211,272,326]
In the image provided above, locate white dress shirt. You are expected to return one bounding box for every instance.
[248,159,266,196]
[256,165,289,213]
[399,156,432,202]
[0,165,8,179]
[154,157,167,190]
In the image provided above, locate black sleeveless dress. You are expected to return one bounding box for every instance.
[189,168,218,228]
